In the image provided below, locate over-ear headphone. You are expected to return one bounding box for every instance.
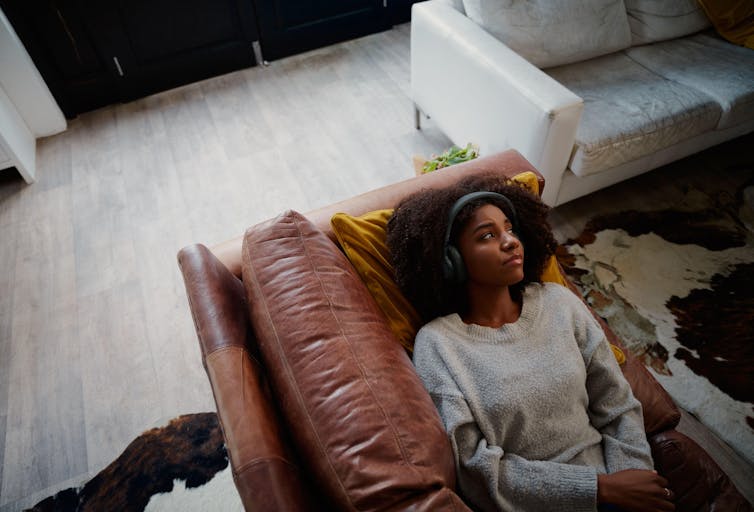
[442,191,519,285]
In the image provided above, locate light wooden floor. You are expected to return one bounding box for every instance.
[0,22,751,510]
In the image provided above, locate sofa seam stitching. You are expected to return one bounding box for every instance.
[250,217,355,509]
[294,214,429,487]
[234,455,299,475]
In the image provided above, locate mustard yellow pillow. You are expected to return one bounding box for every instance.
[611,344,627,366]
[540,249,567,287]
[331,209,422,352]
[331,171,568,351]
[511,170,539,195]
[698,0,754,49]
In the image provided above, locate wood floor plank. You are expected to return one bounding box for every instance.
[77,280,164,474]
[2,186,86,505]
[69,118,138,302]
[0,219,17,499]
[33,128,73,193]
[200,71,277,163]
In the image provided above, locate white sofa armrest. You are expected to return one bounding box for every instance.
[411,1,583,205]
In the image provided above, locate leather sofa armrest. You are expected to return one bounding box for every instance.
[411,0,583,206]
[177,244,317,511]
[177,243,250,359]
[650,429,753,511]
[213,149,545,278]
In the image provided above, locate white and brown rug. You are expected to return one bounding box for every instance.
[26,413,241,512]
[558,170,754,466]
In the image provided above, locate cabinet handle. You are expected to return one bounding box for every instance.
[113,56,124,77]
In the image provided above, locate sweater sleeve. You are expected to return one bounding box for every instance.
[575,300,655,473]
[414,328,598,512]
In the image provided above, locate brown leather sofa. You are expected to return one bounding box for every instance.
[177,150,752,511]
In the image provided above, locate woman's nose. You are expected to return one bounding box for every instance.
[500,233,519,250]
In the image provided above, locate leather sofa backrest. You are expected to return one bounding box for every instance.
[211,151,545,278]
[242,210,470,511]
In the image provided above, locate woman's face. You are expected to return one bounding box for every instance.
[457,204,525,288]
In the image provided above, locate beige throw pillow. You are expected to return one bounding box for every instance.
[625,0,711,45]
[461,0,632,68]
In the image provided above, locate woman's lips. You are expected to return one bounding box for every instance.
[503,255,523,266]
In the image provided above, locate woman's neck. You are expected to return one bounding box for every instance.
[462,284,522,328]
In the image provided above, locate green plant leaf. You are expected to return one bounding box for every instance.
[422,143,480,173]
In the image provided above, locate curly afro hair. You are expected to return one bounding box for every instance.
[386,173,557,323]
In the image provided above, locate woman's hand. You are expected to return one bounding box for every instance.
[597,469,675,512]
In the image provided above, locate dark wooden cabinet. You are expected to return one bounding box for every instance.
[1,0,259,117]
[253,0,391,61]
[1,0,426,117]
[1,0,120,117]
[93,0,259,102]
[252,0,426,61]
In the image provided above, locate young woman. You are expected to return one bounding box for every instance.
[386,174,675,512]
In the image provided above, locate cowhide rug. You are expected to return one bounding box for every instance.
[26,413,242,512]
[558,174,754,466]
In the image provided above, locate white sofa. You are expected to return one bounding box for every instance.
[411,0,754,206]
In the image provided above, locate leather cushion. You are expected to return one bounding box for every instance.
[650,429,751,510]
[241,210,468,511]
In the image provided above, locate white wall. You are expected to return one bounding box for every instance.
[0,6,67,182]
[0,6,67,136]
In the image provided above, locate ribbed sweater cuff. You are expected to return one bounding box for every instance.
[553,465,598,512]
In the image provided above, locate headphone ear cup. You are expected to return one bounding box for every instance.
[444,245,466,285]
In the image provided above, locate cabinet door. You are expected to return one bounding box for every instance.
[0,0,120,117]
[254,0,391,61]
[0,0,259,118]
[96,0,258,102]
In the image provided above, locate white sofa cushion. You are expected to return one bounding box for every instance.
[547,52,721,177]
[460,0,632,68]
[626,33,754,130]
[625,0,710,45]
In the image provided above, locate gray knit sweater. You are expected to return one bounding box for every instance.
[413,282,653,512]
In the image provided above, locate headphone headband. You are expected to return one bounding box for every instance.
[442,191,519,284]
[442,191,518,250]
